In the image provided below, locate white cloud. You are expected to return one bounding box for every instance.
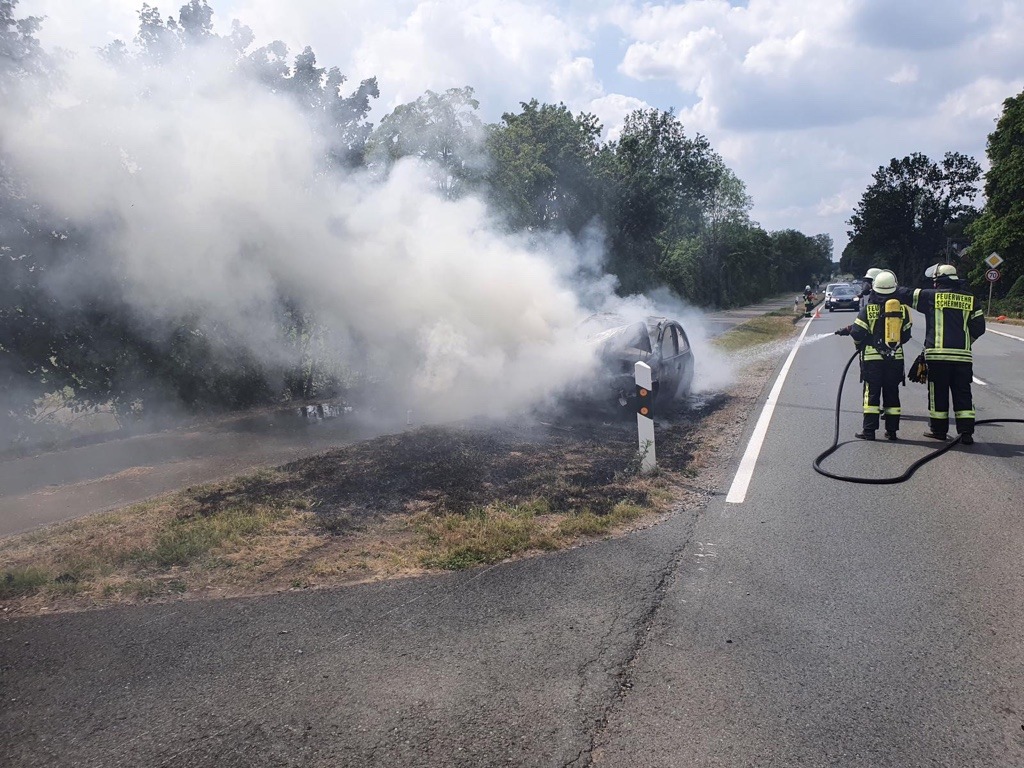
[586,92,651,140]
[344,0,590,113]
[551,56,603,107]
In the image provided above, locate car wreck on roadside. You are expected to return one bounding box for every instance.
[577,314,696,413]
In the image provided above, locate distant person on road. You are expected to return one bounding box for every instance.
[835,270,912,440]
[894,264,985,444]
[803,285,815,318]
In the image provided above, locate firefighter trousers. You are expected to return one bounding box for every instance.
[926,361,975,436]
[862,358,903,433]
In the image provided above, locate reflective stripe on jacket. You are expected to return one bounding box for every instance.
[897,287,985,363]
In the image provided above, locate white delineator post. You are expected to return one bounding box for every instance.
[635,361,657,474]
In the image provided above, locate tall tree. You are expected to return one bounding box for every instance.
[276,45,379,168]
[604,108,717,293]
[1,0,53,441]
[966,89,1024,293]
[843,152,981,284]
[0,0,45,95]
[692,155,754,305]
[770,230,833,291]
[370,87,484,198]
[486,100,604,234]
[107,4,380,168]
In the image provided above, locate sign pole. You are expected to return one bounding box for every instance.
[634,361,657,474]
[985,265,1001,316]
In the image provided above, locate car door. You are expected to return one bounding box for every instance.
[657,324,682,399]
[673,323,694,396]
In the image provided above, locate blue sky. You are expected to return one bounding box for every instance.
[23,0,1024,262]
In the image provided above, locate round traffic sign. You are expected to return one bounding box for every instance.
[986,269,1000,282]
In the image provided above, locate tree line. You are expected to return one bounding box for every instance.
[841,93,1024,311]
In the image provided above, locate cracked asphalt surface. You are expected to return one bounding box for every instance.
[1,512,698,767]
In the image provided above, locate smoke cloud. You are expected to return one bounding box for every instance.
[2,22,748,439]
[2,41,609,422]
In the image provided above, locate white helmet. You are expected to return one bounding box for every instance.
[805,285,811,291]
[934,264,959,280]
[864,267,882,281]
[873,269,897,294]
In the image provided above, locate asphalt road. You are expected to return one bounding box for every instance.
[0,411,389,537]
[594,311,1024,766]
[3,303,1021,767]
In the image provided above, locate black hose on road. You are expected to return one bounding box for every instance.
[813,350,1024,484]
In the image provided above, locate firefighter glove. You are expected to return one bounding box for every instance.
[834,326,852,336]
[908,353,928,384]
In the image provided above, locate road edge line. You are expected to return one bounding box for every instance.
[725,315,816,504]
[988,328,1024,343]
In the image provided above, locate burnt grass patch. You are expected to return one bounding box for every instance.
[254,412,704,529]
[0,392,738,611]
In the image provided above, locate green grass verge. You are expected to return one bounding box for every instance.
[712,314,801,352]
[0,566,52,599]
[417,499,648,570]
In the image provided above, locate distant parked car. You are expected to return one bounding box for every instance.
[825,283,860,311]
[580,314,695,411]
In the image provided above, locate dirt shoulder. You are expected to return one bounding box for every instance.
[0,318,795,617]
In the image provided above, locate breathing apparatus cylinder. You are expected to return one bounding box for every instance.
[883,298,902,350]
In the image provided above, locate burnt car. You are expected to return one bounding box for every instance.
[582,314,695,411]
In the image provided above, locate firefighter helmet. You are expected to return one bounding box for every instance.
[864,267,882,281]
[934,264,959,280]
[873,270,897,294]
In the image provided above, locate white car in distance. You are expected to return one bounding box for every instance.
[824,282,848,305]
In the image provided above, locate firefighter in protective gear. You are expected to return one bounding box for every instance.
[835,270,911,441]
[859,267,882,310]
[803,285,815,317]
[894,264,985,444]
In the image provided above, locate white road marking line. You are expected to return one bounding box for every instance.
[989,328,1024,343]
[725,315,816,504]
[973,376,988,386]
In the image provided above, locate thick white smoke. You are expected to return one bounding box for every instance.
[2,43,603,420]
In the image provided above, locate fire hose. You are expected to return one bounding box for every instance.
[813,350,1024,484]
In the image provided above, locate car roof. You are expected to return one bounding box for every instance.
[582,314,687,352]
